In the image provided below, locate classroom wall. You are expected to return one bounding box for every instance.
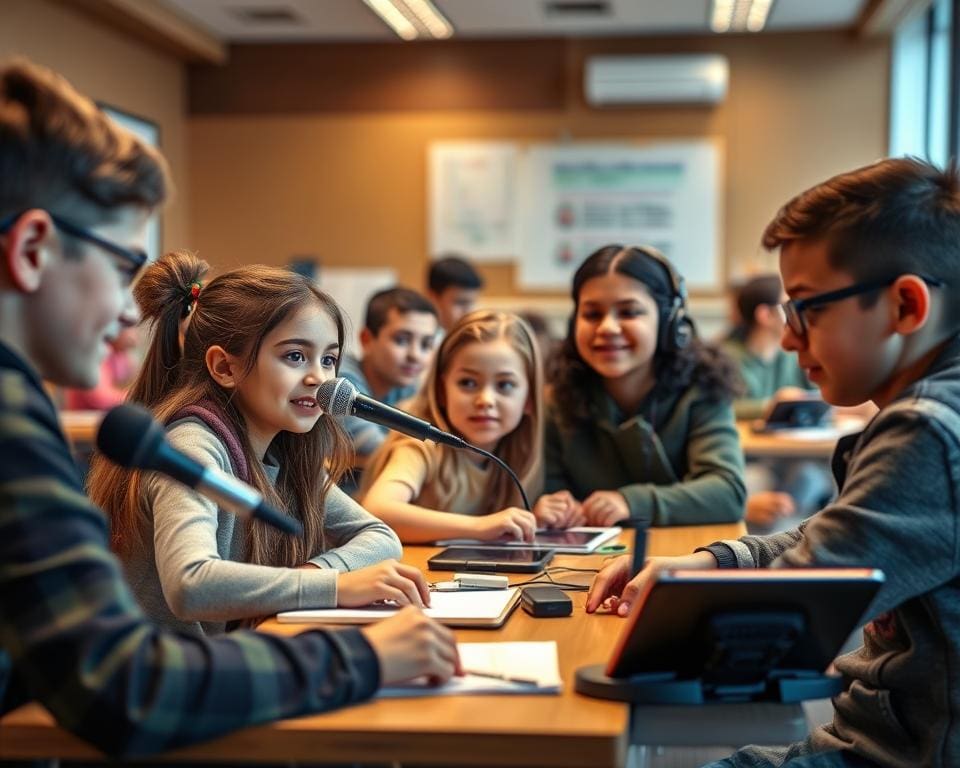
[0,0,190,252]
[187,31,889,298]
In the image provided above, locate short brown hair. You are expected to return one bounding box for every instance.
[365,287,437,336]
[0,58,168,224]
[763,157,960,288]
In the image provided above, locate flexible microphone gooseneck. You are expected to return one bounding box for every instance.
[318,377,531,510]
[97,404,303,536]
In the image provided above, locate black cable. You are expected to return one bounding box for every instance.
[458,443,531,510]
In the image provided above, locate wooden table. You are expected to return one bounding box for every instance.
[737,418,863,460]
[0,522,746,767]
[59,409,102,446]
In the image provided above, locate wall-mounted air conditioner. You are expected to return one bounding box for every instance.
[584,54,729,106]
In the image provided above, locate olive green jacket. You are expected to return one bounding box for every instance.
[544,382,745,526]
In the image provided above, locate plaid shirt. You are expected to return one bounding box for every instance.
[0,341,380,757]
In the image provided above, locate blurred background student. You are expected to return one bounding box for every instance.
[427,254,484,334]
[722,274,834,531]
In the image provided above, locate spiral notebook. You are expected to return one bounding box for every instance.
[277,587,521,628]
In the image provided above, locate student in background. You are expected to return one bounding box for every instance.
[361,310,580,542]
[63,325,140,410]
[723,274,834,531]
[339,287,438,494]
[588,158,960,768]
[87,252,431,635]
[427,254,484,333]
[545,245,746,527]
[0,58,457,758]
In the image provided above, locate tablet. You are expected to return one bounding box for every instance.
[606,568,884,679]
[439,527,621,554]
[752,398,832,433]
[427,546,555,573]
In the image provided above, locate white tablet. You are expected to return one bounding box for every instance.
[439,526,621,554]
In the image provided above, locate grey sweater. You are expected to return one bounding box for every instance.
[702,334,960,768]
[123,418,402,635]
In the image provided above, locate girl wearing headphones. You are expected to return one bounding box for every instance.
[544,245,746,527]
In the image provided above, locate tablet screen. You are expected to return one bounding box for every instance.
[435,547,554,563]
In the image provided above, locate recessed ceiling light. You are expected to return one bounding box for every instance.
[710,0,774,33]
[362,0,454,40]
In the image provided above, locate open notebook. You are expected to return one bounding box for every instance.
[277,586,521,628]
[377,641,562,698]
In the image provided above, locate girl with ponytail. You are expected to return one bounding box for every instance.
[88,251,428,634]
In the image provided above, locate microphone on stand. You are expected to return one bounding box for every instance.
[317,377,530,510]
[96,404,303,536]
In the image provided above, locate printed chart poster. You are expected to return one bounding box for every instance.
[429,142,519,261]
[519,142,721,290]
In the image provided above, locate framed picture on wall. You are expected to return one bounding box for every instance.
[98,103,162,263]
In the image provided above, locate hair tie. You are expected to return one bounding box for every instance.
[182,281,202,318]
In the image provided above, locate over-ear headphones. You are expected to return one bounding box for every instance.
[631,245,695,352]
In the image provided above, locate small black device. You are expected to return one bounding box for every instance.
[427,546,554,573]
[521,586,573,618]
[753,398,832,432]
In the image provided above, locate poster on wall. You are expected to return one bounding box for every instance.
[518,141,721,291]
[428,142,520,262]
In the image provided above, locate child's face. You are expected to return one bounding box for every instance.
[574,271,660,384]
[433,287,480,332]
[441,339,530,452]
[362,308,437,390]
[231,302,340,455]
[26,206,147,388]
[780,239,898,406]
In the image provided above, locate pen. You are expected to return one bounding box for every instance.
[463,669,540,686]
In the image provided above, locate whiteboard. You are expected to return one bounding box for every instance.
[518,141,721,290]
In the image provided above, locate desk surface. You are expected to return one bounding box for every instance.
[60,409,102,445]
[737,418,863,460]
[1,522,745,767]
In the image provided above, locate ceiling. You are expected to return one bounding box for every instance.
[161,0,868,42]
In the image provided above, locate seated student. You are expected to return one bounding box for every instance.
[587,157,960,768]
[0,58,458,757]
[427,253,484,333]
[544,245,746,527]
[361,310,580,542]
[339,286,438,494]
[723,274,834,531]
[87,253,429,634]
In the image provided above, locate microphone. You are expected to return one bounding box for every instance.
[97,404,303,537]
[318,377,530,510]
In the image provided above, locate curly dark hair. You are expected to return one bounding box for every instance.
[551,245,742,427]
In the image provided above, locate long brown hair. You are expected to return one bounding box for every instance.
[361,310,543,512]
[88,250,352,570]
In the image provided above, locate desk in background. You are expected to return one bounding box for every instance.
[60,409,102,446]
[737,417,864,460]
[0,522,745,767]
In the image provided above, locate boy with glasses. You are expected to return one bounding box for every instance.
[588,157,960,768]
[0,59,459,758]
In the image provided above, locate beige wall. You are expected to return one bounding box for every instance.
[187,31,889,297]
[0,0,189,251]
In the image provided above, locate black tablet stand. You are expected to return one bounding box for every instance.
[576,609,843,705]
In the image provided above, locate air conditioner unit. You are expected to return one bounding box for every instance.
[584,54,729,106]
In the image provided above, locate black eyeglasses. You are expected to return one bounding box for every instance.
[0,210,148,274]
[779,274,944,339]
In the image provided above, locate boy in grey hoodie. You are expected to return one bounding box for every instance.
[587,157,960,768]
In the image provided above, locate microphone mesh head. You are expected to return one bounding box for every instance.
[96,403,165,469]
[316,377,357,417]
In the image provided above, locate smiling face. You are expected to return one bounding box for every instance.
[24,206,148,388]
[230,301,340,456]
[361,308,438,394]
[440,338,530,452]
[779,238,899,406]
[574,270,660,388]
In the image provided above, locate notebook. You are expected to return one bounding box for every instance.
[377,641,562,698]
[276,586,521,628]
